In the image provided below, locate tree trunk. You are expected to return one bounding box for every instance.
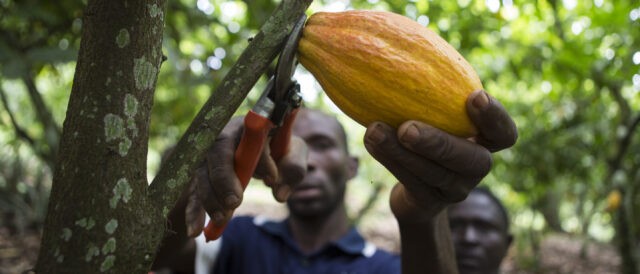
[617,186,640,274]
[36,0,312,272]
[538,190,565,232]
[36,0,168,272]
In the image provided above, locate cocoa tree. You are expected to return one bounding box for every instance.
[35,0,312,272]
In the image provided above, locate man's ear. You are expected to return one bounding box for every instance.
[506,234,514,247]
[347,156,359,180]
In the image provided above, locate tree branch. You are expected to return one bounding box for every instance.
[547,0,566,41]
[21,72,61,165]
[0,84,55,166]
[591,63,630,123]
[21,73,61,132]
[351,182,385,225]
[148,0,313,214]
[608,113,640,176]
[0,85,37,146]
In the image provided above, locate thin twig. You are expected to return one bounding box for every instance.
[0,85,37,147]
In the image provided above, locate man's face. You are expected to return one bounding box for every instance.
[286,109,357,218]
[448,192,512,274]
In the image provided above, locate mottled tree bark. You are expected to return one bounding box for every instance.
[36,1,167,272]
[36,0,312,272]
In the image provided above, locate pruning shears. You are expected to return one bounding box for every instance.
[203,15,307,242]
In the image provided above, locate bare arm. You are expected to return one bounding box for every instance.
[364,90,518,274]
[151,117,307,273]
[151,184,198,273]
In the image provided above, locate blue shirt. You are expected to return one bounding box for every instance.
[212,216,400,274]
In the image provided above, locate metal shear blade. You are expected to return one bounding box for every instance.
[274,14,307,97]
[267,14,306,126]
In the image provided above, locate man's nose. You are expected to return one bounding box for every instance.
[462,226,480,244]
[306,151,318,172]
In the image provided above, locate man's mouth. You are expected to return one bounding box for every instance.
[455,252,483,270]
[290,185,322,199]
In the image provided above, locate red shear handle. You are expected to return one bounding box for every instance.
[203,111,273,241]
[233,112,274,189]
[269,108,299,161]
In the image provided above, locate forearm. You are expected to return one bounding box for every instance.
[151,191,196,273]
[398,210,457,274]
[391,185,457,274]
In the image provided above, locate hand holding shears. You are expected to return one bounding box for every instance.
[202,15,307,241]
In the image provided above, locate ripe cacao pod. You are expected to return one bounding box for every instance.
[606,190,621,212]
[297,10,483,137]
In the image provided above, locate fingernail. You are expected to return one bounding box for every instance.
[366,123,386,145]
[276,185,291,201]
[187,224,199,237]
[400,123,419,144]
[225,195,239,207]
[472,90,489,110]
[263,175,276,186]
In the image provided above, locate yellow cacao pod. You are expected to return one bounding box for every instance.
[606,190,621,212]
[298,10,483,137]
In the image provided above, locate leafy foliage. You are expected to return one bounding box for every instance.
[1,0,639,271]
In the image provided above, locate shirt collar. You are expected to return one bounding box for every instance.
[255,216,377,257]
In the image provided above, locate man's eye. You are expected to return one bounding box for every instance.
[311,139,333,150]
[474,222,498,233]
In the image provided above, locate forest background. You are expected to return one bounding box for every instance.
[0,0,639,273]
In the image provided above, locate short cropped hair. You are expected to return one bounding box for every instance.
[470,187,510,232]
[301,108,350,154]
